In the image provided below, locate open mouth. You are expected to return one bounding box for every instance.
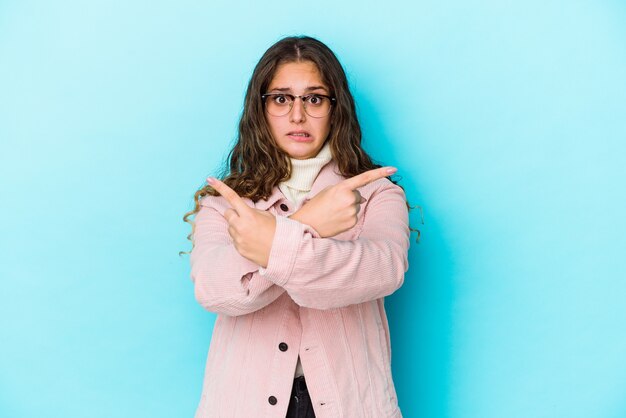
[287,131,313,142]
[287,131,310,137]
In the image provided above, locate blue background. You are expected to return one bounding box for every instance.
[1,1,625,417]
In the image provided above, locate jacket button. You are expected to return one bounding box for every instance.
[279,342,288,352]
[279,203,289,211]
[268,396,277,405]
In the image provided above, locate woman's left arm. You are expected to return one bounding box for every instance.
[259,179,410,309]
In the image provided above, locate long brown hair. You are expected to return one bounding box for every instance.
[182,36,416,251]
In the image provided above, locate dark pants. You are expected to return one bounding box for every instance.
[286,376,316,418]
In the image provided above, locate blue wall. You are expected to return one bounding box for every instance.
[1,1,625,417]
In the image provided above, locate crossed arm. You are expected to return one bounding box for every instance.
[190,166,410,315]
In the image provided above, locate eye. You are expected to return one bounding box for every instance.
[306,95,324,106]
[272,94,290,105]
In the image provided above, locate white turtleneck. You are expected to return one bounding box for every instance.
[278,141,333,205]
[277,141,333,378]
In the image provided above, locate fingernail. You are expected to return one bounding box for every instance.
[206,177,216,185]
[386,167,397,174]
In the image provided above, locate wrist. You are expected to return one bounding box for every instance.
[288,210,326,238]
[288,210,319,234]
[287,210,305,224]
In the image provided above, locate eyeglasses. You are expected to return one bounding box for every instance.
[261,93,336,118]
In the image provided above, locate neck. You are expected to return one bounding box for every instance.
[279,142,333,204]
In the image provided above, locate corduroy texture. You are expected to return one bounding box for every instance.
[190,161,410,418]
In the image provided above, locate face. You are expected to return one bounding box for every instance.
[264,61,332,160]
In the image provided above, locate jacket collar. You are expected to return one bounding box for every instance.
[253,160,345,211]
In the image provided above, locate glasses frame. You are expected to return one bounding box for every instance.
[261,93,336,118]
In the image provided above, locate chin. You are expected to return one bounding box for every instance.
[289,153,314,160]
[284,144,321,160]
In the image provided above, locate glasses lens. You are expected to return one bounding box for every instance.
[303,95,331,118]
[265,94,292,117]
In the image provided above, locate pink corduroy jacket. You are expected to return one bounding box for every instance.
[190,161,410,418]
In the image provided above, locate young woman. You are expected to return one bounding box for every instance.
[184,36,410,418]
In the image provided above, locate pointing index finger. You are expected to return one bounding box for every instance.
[340,166,397,190]
[207,177,250,214]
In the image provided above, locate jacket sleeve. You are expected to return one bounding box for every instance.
[258,179,410,309]
[190,196,285,316]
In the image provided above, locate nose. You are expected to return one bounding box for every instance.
[289,97,306,123]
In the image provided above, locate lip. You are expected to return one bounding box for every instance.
[286,130,313,142]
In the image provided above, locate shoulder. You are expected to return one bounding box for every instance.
[358,177,408,223]
[199,194,255,214]
[359,177,406,200]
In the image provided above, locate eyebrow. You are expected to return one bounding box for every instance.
[268,85,329,93]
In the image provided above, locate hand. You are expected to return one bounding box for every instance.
[207,177,276,268]
[289,166,397,238]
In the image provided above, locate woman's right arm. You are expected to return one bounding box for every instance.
[190,196,285,316]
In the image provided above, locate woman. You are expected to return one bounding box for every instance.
[184,36,410,418]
